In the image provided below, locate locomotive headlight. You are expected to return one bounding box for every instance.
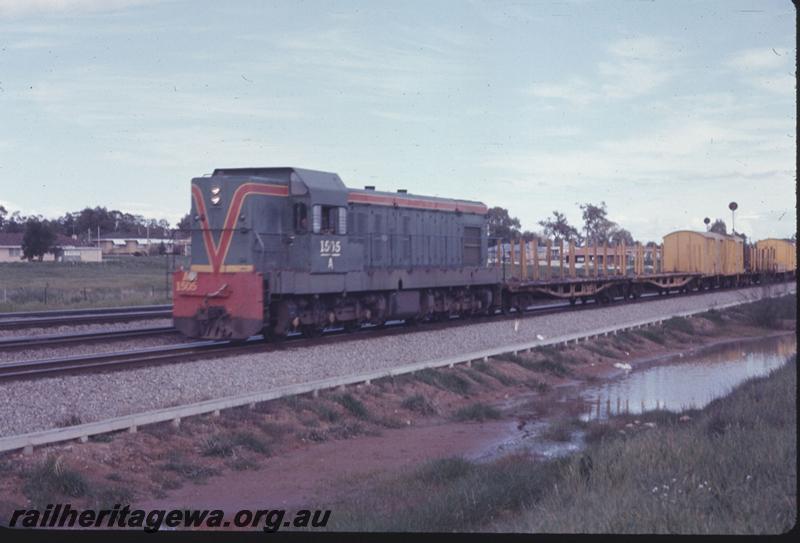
[210,186,222,205]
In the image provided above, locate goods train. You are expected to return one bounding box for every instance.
[173,167,796,340]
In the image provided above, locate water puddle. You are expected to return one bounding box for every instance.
[471,333,796,462]
[580,333,796,420]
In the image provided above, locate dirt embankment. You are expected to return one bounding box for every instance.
[0,298,795,520]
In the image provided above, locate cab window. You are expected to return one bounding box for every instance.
[294,203,308,233]
[312,205,347,235]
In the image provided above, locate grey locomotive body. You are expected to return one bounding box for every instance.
[176,167,500,339]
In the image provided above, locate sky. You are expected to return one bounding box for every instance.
[0,0,795,241]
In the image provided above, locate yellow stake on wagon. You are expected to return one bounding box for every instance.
[569,241,576,279]
[520,239,528,280]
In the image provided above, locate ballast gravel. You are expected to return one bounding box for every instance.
[0,283,793,437]
[0,319,173,339]
[0,333,186,365]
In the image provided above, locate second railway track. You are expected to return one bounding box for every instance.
[0,304,173,331]
[0,326,179,351]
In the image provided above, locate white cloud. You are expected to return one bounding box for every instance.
[748,73,796,96]
[8,37,61,49]
[0,0,161,18]
[526,36,679,105]
[477,103,795,240]
[528,77,597,106]
[725,48,788,72]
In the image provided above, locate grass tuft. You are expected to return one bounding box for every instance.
[452,402,502,422]
[401,394,437,415]
[335,394,370,420]
[23,456,88,508]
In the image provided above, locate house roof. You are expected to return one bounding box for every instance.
[0,232,96,248]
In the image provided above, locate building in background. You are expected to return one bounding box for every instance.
[97,237,189,256]
[0,233,102,263]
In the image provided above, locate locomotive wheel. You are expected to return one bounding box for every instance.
[569,298,577,306]
[302,325,321,338]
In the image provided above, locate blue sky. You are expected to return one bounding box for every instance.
[0,0,795,241]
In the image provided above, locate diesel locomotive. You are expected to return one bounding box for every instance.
[173,167,796,341]
[173,167,500,339]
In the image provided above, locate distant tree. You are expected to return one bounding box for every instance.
[538,211,581,243]
[177,213,192,232]
[22,219,57,261]
[580,201,617,244]
[0,205,6,230]
[608,227,634,245]
[520,230,542,242]
[487,206,521,241]
[4,211,26,233]
[709,219,727,235]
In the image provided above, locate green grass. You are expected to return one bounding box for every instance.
[21,454,139,510]
[329,355,797,534]
[335,394,370,420]
[528,359,572,376]
[452,402,502,422]
[22,456,89,509]
[401,394,437,415]
[735,294,797,329]
[664,316,695,335]
[474,360,517,385]
[160,451,221,483]
[308,401,342,423]
[582,343,622,359]
[414,369,473,395]
[540,419,577,442]
[635,328,667,345]
[698,309,725,325]
[0,255,188,311]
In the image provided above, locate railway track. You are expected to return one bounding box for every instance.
[0,326,179,351]
[0,282,792,382]
[0,304,173,331]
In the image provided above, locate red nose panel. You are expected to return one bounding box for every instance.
[172,270,263,339]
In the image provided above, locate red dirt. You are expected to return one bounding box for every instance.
[0,313,793,522]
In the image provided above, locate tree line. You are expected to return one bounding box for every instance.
[487,201,638,245]
[0,205,192,261]
[0,205,190,238]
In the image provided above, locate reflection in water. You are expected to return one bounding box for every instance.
[581,334,796,420]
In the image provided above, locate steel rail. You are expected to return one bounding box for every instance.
[0,326,178,351]
[0,304,172,320]
[0,309,173,331]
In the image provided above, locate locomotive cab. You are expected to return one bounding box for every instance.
[173,167,356,340]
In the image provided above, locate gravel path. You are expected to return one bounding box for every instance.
[0,283,793,437]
